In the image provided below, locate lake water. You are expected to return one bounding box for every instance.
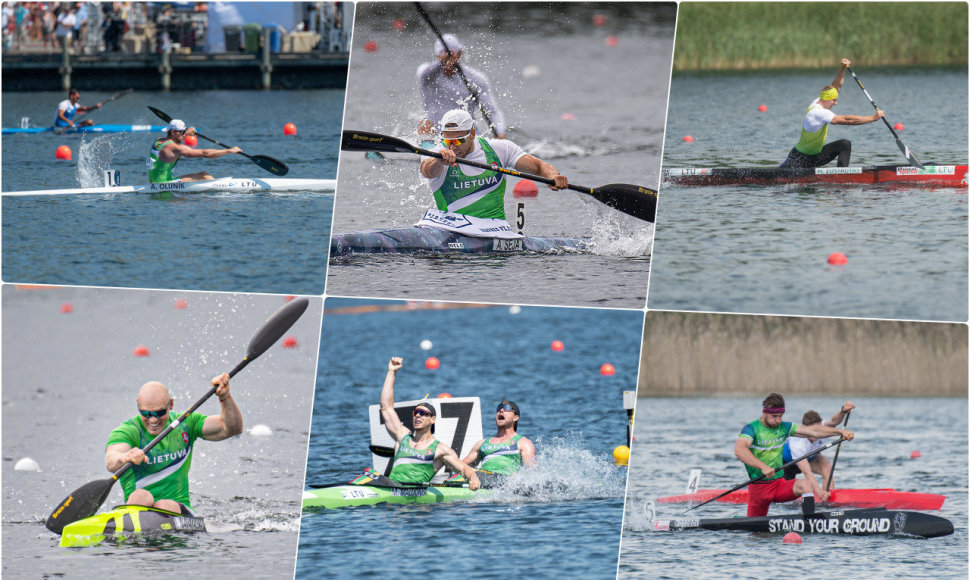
[619,397,968,578]
[325,3,675,309]
[2,89,342,295]
[1,287,322,578]
[296,299,644,578]
[649,67,968,321]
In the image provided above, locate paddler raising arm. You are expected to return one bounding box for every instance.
[417,33,507,139]
[781,401,856,490]
[735,393,854,517]
[147,119,242,183]
[54,88,100,128]
[381,357,481,491]
[460,400,536,481]
[417,109,567,237]
[780,58,885,169]
[104,374,243,515]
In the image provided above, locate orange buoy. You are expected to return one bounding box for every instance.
[513,180,538,198]
[133,345,150,357]
[282,336,298,348]
[60,302,73,314]
[551,340,565,352]
[600,363,615,376]
[425,357,440,370]
[683,135,694,143]
[55,145,72,160]
[827,252,848,265]
[363,40,378,52]
[758,104,768,112]
[184,135,198,147]
[284,123,297,136]
[438,392,453,399]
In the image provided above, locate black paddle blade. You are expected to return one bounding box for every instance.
[147,106,172,123]
[245,297,309,362]
[588,183,658,223]
[369,445,395,458]
[341,130,417,154]
[45,477,116,534]
[251,155,289,176]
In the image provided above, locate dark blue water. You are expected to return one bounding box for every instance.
[2,90,342,294]
[1,287,323,577]
[620,397,968,578]
[296,299,643,578]
[649,68,968,321]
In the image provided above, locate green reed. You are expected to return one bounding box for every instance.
[639,313,967,396]
[674,3,968,71]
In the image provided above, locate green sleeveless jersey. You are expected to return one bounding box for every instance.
[147,138,179,183]
[738,419,797,481]
[388,435,439,483]
[433,138,508,219]
[794,103,829,155]
[479,433,524,475]
[106,412,207,508]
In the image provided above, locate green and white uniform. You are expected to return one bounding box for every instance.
[737,419,798,481]
[427,137,526,220]
[147,138,179,183]
[388,435,439,483]
[478,434,525,475]
[106,412,207,509]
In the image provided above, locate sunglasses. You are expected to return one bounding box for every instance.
[497,404,516,413]
[412,408,433,418]
[139,408,168,419]
[441,131,472,147]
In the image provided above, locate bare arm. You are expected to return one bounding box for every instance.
[173,143,242,159]
[514,154,568,190]
[735,437,775,478]
[831,112,884,125]
[831,58,850,92]
[380,357,409,442]
[105,442,135,472]
[823,401,855,427]
[201,373,244,440]
[461,439,484,466]
[795,423,853,441]
[519,436,536,468]
[439,447,481,490]
[420,154,452,179]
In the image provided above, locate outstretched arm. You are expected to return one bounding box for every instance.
[380,357,409,442]
[795,423,854,441]
[824,401,855,427]
[201,373,244,440]
[831,112,884,125]
[831,58,850,92]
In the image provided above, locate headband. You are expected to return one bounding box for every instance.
[763,406,785,414]
[820,88,839,101]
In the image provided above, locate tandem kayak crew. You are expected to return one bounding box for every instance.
[782,401,856,489]
[418,108,568,238]
[461,400,536,477]
[779,58,885,169]
[147,119,242,183]
[417,33,507,139]
[735,393,854,517]
[380,357,481,490]
[103,374,243,514]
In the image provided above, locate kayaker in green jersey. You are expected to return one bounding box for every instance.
[104,374,243,514]
[462,400,535,476]
[419,108,568,221]
[735,393,854,517]
[147,119,242,184]
[779,58,885,169]
[380,357,481,490]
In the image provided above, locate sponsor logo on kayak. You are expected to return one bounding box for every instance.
[653,521,670,531]
[340,488,380,500]
[897,166,955,175]
[766,515,893,534]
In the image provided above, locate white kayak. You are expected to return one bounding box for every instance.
[3,177,336,196]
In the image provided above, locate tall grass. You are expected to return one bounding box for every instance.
[674,3,968,70]
[639,313,968,396]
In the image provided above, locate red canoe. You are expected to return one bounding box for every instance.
[658,488,945,511]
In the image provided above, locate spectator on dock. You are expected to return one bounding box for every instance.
[55,4,76,52]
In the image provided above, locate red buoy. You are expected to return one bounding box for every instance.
[828,252,848,265]
[363,40,378,53]
[683,135,694,143]
[551,340,565,352]
[513,180,538,198]
[55,145,72,160]
[284,123,297,136]
[600,363,615,376]
[425,357,440,370]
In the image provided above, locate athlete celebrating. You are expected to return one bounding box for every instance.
[147,119,241,183]
[780,58,885,168]
[416,33,507,139]
[104,374,243,514]
[462,400,536,475]
[54,88,100,128]
[735,393,854,517]
[417,109,567,237]
[381,357,481,490]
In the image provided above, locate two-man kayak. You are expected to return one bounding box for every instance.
[3,124,166,134]
[302,482,481,509]
[59,505,206,547]
[3,177,336,196]
[657,488,945,511]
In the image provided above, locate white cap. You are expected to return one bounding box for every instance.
[434,34,463,56]
[440,109,474,133]
[166,119,187,132]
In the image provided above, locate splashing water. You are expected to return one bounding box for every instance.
[75,134,137,188]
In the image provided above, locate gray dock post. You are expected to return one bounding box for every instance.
[261,27,273,89]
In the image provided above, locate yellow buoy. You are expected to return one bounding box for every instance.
[612,445,630,466]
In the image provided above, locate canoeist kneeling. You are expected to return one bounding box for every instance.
[782,401,855,490]
[417,109,568,240]
[377,357,481,490]
[104,375,243,515]
[779,58,885,169]
[450,400,535,485]
[148,119,242,183]
[735,393,854,517]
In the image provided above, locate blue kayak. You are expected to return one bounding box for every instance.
[3,124,165,134]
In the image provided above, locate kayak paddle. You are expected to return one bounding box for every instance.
[342,130,658,222]
[846,66,924,169]
[148,106,289,176]
[45,297,310,534]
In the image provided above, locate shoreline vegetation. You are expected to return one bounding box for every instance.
[673,3,968,71]
[639,313,968,397]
